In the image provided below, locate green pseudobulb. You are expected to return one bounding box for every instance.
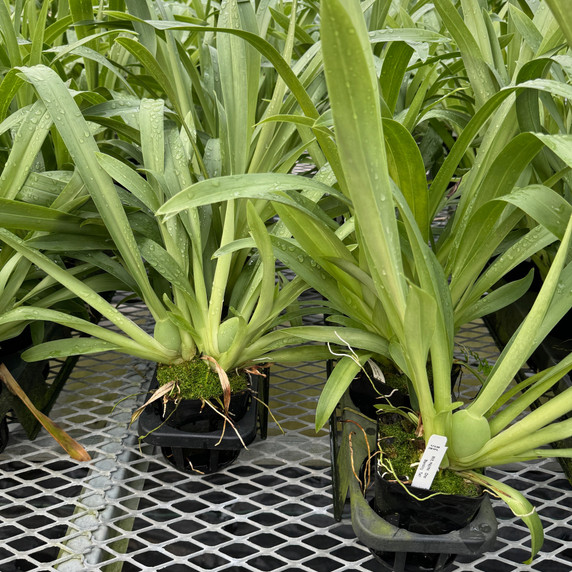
[450,409,491,459]
[154,318,182,353]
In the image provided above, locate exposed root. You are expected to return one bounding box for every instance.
[130,380,179,426]
[203,398,247,449]
[251,394,284,435]
[344,419,372,493]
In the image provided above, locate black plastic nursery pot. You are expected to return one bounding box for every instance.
[335,360,462,422]
[137,369,269,474]
[348,365,411,419]
[372,417,492,571]
[0,324,78,452]
[374,469,486,536]
[330,390,497,572]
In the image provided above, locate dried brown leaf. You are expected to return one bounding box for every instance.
[0,363,91,462]
[202,356,230,414]
[130,380,176,425]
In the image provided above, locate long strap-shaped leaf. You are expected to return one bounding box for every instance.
[320,0,406,335]
[0,198,105,235]
[0,364,91,462]
[462,471,542,563]
[433,0,497,108]
[69,0,99,90]
[249,0,299,174]
[383,119,430,242]
[218,0,260,175]
[431,78,572,228]
[16,65,166,322]
[106,14,344,184]
[157,173,346,216]
[469,214,572,417]
[545,0,572,50]
[0,228,174,360]
[0,100,53,200]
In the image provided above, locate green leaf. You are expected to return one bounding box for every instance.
[44,15,74,47]
[139,98,165,177]
[69,0,98,89]
[383,119,430,241]
[96,152,158,211]
[22,338,122,360]
[269,7,314,45]
[463,471,543,563]
[270,237,371,327]
[245,202,274,333]
[138,238,194,297]
[321,0,407,331]
[465,225,556,312]
[26,234,113,251]
[0,228,172,360]
[246,325,389,363]
[254,345,333,364]
[368,29,448,46]
[508,4,543,53]
[135,19,320,119]
[316,354,371,431]
[17,65,165,321]
[0,69,26,123]
[404,285,436,370]
[545,0,572,49]
[0,2,22,69]
[469,215,572,418]
[490,352,572,434]
[157,173,346,216]
[218,0,260,175]
[535,133,572,172]
[498,184,572,239]
[379,42,414,115]
[467,133,545,218]
[454,270,534,329]
[0,101,52,200]
[28,0,50,68]
[115,36,182,120]
[0,199,102,235]
[217,316,244,355]
[433,0,496,107]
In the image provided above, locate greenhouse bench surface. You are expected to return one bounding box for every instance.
[0,301,571,572]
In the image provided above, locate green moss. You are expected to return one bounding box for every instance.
[432,468,480,496]
[364,362,409,393]
[378,418,480,497]
[157,359,248,401]
[384,371,409,393]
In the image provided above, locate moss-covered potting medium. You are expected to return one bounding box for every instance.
[378,418,480,497]
[156,359,248,402]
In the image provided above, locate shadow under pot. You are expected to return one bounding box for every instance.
[138,368,269,474]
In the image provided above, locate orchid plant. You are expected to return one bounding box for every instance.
[296,0,572,561]
[153,0,572,561]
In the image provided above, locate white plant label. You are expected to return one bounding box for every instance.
[411,434,448,490]
[368,360,385,383]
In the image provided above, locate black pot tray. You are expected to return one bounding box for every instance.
[330,391,497,561]
[137,373,265,450]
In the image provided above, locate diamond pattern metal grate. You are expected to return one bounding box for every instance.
[0,303,571,571]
